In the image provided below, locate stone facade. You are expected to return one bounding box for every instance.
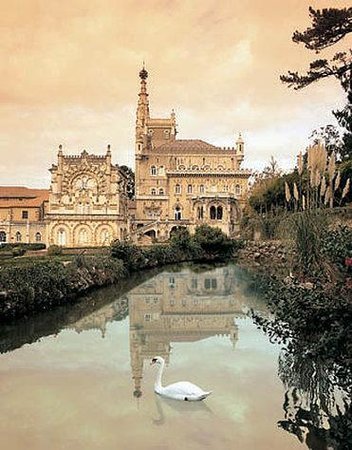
[46,145,128,247]
[133,67,251,242]
[0,187,48,245]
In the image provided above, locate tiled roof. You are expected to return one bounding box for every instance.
[154,139,235,154]
[0,186,49,208]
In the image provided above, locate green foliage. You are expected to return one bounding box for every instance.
[110,240,146,271]
[11,247,26,257]
[287,209,330,277]
[321,225,352,270]
[0,256,126,322]
[193,225,239,259]
[47,245,63,256]
[119,165,135,200]
[0,243,46,252]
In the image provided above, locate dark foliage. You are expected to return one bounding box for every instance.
[119,165,135,200]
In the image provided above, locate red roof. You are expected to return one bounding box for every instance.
[154,139,235,154]
[0,186,49,208]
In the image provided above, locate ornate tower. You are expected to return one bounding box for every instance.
[236,132,245,167]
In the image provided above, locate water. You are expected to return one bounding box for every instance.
[0,263,348,450]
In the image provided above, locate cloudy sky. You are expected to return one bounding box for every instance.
[0,0,349,187]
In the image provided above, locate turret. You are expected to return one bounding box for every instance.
[135,64,150,155]
[236,132,244,167]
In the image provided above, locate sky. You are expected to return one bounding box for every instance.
[0,0,350,187]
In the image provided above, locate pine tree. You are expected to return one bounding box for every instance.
[280,7,352,161]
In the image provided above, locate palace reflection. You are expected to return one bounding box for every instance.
[62,264,264,398]
[126,265,258,398]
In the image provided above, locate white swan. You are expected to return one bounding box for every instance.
[151,356,212,401]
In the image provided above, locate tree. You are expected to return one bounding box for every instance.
[280,7,352,91]
[119,165,135,199]
[309,124,343,158]
[280,7,352,161]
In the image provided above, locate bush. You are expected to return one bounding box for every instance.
[0,243,46,252]
[193,225,237,260]
[110,240,146,271]
[321,225,352,271]
[47,245,63,256]
[12,247,26,257]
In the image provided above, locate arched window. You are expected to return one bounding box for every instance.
[187,184,193,194]
[0,231,6,243]
[159,188,164,195]
[78,228,88,244]
[151,188,157,195]
[217,206,223,220]
[151,166,157,176]
[200,185,205,194]
[57,229,66,246]
[197,206,204,220]
[159,166,165,175]
[210,206,216,220]
[15,231,22,242]
[100,229,110,244]
[235,184,241,195]
[35,232,42,242]
[174,206,182,220]
[175,184,181,194]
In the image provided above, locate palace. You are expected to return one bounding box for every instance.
[133,66,251,242]
[0,67,251,247]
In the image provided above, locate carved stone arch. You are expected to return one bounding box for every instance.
[51,223,70,246]
[95,223,115,245]
[73,223,93,246]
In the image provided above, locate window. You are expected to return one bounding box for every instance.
[174,206,182,220]
[151,166,157,176]
[197,206,204,220]
[204,278,217,290]
[175,184,181,194]
[217,206,223,220]
[144,314,151,321]
[57,229,66,246]
[199,185,204,194]
[22,210,28,219]
[210,205,216,220]
[182,299,186,307]
[187,184,193,194]
[0,231,6,243]
[35,232,42,242]
[15,231,22,242]
[78,228,88,244]
[151,188,156,195]
[159,166,165,175]
[159,188,164,195]
[235,184,241,195]
[191,278,198,289]
[169,276,175,287]
[170,299,175,306]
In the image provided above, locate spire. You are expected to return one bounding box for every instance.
[136,64,150,146]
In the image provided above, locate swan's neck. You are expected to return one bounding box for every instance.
[154,361,165,391]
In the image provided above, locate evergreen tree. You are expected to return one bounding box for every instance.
[280,7,352,160]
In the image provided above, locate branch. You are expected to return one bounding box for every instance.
[280,53,352,90]
[293,7,352,52]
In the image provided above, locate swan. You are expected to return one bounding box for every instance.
[150,356,212,401]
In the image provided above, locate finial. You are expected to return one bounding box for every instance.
[59,144,62,150]
[107,144,111,151]
[139,62,148,80]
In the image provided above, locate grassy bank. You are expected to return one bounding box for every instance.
[0,225,242,323]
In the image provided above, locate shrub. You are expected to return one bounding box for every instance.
[110,240,146,271]
[193,225,236,260]
[321,225,352,271]
[12,247,26,257]
[47,245,63,256]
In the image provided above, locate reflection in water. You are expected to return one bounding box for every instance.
[126,265,261,398]
[278,350,351,449]
[0,263,350,450]
[152,394,213,426]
